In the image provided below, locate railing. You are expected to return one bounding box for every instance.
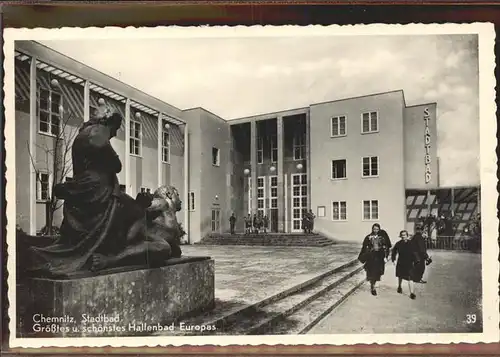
[425,235,481,252]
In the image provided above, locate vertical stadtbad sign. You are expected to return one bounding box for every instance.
[424,107,432,184]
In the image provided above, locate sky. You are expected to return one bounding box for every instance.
[41,34,480,187]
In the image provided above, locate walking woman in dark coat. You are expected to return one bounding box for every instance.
[412,226,430,284]
[358,223,391,296]
[391,230,419,300]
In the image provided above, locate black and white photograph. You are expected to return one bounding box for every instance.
[4,24,498,347]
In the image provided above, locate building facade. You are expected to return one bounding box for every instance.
[14,41,450,244]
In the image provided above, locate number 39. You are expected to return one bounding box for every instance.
[466,314,477,324]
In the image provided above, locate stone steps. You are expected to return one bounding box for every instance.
[255,269,366,335]
[230,264,365,335]
[198,233,337,247]
[163,258,364,336]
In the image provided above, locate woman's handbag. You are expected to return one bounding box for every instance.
[358,249,369,264]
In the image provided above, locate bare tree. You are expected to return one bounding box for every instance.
[27,108,78,236]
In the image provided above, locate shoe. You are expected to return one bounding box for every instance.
[410,293,416,300]
[371,289,377,296]
[397,287,402,294]
[419,280,427,284]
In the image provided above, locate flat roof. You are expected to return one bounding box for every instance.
[228,89,415,125]
[228,107,309,125]
[15,41,186,126]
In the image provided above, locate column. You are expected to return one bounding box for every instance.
[83,80,90,122]
[124,98,131,195]
[277,116,285,232]
[29,56,37,235]
[305,112,312,212]
[250,120,257,214]
[157,113,163,188]
[183,123,190,244]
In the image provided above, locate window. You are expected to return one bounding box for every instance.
[291,173,308,231]
[362,156,379,177]
[257,137,264,164]
[363,200,379,220]
[361,111,378,133]
[269,176,278,209]
[162,119,170,163]
[212,147,220,166]
[36,172,50,201]
[38,87,62,136]
[317,206,326,218]
[188,191,195,211]
[332,201,347,221]
[270,135,278,163]
[331,115,347,137]
[257,177,266,217]
[211,209,221,232]
[331,159,347,180]
[293,132,306,161]
[130,119,142,156]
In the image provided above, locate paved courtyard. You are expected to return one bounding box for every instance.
[182,244,360,305]
[308,250,483,334]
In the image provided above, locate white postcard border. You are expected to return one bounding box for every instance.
[4,23,498,348]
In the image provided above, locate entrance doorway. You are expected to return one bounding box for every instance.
[211,208,221,233]
[269,176,278,232]
[291,173,308,232]
[270,208,278,232]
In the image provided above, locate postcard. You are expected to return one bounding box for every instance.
[4,23,498,348]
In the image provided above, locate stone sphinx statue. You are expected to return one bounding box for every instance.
[23,104,185,279]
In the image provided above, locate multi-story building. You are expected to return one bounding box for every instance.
[15,40,476,244]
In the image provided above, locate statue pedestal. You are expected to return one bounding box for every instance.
[17,257,215,337]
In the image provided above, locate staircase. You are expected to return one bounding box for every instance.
[198,233,337,247]
[161,258,366,336]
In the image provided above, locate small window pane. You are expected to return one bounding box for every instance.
[362,113,370,133]
[339,117,346,135]
[363,201,370,220]
[332,202,339,220]
[371,112,378,131]
[371,157,378,175]
[332,117,339,136]
[340,202,347,220]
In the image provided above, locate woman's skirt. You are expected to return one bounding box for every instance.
[364,251,386,282]
[396,259,422,282]
[412,260,426,282]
